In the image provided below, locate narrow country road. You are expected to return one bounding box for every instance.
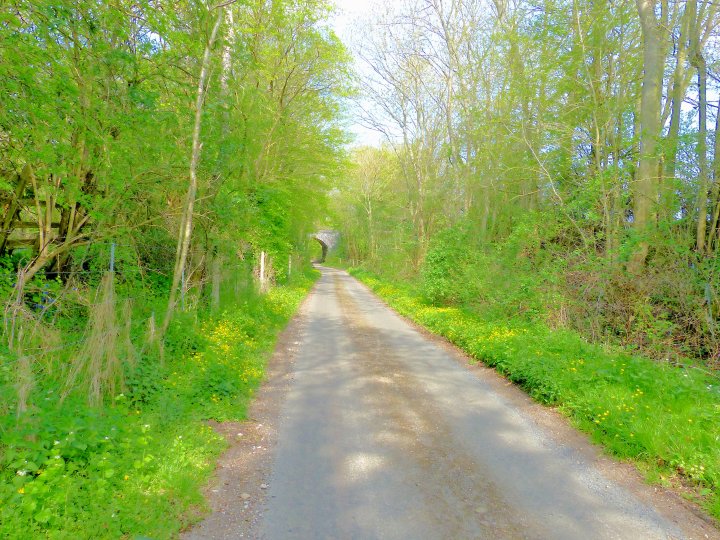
[251,267,700,540]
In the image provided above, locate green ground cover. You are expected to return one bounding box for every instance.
[0,271,317,539]
[350,268,720,520]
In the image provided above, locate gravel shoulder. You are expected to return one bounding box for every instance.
[181,284,314,540]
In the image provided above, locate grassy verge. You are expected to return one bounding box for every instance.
[0,270,318,539]
[350,268,720,520]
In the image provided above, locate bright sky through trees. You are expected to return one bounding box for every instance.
[331,0,384,147]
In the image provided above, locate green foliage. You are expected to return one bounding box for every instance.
[416,216,559,322]
[0,395,225,539]
[421,224,476,305]
[124,355,166,407]
[0,0,342,535]
[352,269,720,520]
[0,276,316,538]
[164,311,208,359]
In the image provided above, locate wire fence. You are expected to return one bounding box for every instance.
[0,233,310,416]
[0,241,262,377]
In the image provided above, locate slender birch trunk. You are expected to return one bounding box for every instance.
[689,0,709,252]
[163,10,223,335]
[707,97,720,253]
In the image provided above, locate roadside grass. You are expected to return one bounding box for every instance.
[0,270,318,539]
[350,268,720,520]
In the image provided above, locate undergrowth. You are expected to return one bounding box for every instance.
[0,270,318,539]
[350,268,720,520]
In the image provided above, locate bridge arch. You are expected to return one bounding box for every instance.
[313,237,328,262]
[311,230,340,263]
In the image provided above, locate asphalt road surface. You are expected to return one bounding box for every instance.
[257,267,699,539]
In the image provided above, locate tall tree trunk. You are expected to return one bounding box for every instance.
[163,9,223,336]
[259,250,269,292]
[665,4,690,184]
[629,0,665,273]
[693,55,708,252]
[211,252,222,310]
[707,96,720,253]
[689,0,709,252]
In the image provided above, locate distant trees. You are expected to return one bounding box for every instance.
[338,0,720,364]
